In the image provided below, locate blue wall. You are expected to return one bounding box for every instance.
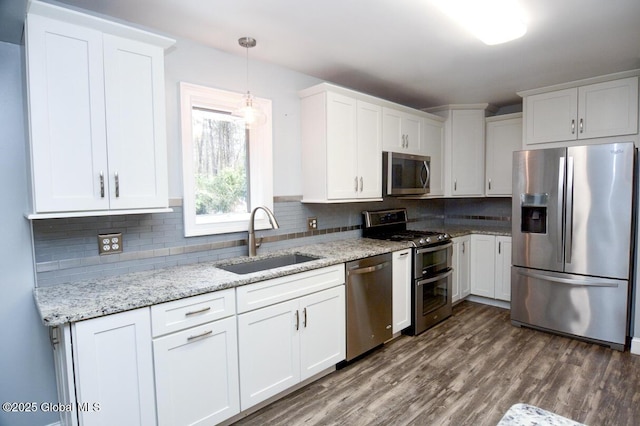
[0,41,58,426]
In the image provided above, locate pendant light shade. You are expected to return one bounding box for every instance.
[233,37,266,126]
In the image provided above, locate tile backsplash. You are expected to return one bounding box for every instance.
[33,197,510,287]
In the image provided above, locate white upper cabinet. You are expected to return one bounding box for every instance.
[25,1,174,218]
[382,108,423,155]
[300,85,382,203]
[521,73,639,146]
[427,105,490,197]
[485,113,522,196]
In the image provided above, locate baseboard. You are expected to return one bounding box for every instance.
[630,337,640,355]
[466,295,511,310]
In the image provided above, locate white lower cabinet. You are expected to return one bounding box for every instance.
[470,235,511,302]
[238,285,345,410]
[236,264,346,411]
[452,235,471,303]
[392,249,412,333]
[67,308,156,426]
[152,290,239,426]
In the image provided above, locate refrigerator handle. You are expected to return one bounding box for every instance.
[557,157,566,263]
[565,157,574,264]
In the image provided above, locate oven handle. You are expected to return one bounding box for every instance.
[417,268,453,286]
[415,241,452,255]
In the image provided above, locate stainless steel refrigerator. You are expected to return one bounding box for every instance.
[511,142,636,350]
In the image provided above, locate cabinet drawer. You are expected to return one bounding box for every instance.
[236,265,345,313]
[151,289,235,337]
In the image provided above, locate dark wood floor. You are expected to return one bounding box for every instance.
[232,301,640,426]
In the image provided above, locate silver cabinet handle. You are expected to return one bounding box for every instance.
[571,119,575,134]
[100,172,105,198]
[359,177,363,192]
[498,241,501,254]
[488,178,492,191]
[187,330,212,341]
[399,252,409,257]
[579,118,584,133]
[185,306,211,317]
[462,242,465,254]
[405,134,409,148]
[354,176,358,192]
[295,310,300,330]
[115,172,120,198]
[303,307,307,328]
[454,180,457,191]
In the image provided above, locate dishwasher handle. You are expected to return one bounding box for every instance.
[347,261,391,275]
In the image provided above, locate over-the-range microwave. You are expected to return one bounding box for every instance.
[383,151,430,196]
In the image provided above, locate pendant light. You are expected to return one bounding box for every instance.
[233,36,266,126]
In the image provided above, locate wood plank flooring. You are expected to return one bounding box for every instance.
[232,301,640,426]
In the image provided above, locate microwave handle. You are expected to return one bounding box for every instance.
[420,161,430,189]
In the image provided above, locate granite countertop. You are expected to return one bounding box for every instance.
[444,225,511,238]
[34,238,412,326]
[34,226,511,327]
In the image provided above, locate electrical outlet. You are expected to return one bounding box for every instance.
[307,217,318,230]
[98,233,123,255]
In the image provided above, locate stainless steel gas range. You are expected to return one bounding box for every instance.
[363,208,453,335]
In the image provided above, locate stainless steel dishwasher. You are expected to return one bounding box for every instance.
[345,253,393,361]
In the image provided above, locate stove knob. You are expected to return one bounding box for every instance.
[419,238,426,245]
[438,235,444,240]
[426,237,431,243]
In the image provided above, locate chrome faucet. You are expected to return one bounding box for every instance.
[248,206,280,257]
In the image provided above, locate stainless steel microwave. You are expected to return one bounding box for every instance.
[383,152,430,196]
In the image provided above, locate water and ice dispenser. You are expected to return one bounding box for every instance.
[520,193,548,234]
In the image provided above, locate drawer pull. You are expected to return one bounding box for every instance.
[185,306,211,317]
[187,330,213,341]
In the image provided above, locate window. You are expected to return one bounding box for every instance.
[180,82,273,236]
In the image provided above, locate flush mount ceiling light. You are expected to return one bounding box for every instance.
[233,36,266,126]
[432,0,527,45]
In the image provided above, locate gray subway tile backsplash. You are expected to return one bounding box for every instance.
[32,197,509,287]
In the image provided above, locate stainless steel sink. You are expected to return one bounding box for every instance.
[217,253,321,275]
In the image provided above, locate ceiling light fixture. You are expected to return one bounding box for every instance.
[234,36,266,126]
[432,0,527,45]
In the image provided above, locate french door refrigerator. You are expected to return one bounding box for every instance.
[511,142,636,350]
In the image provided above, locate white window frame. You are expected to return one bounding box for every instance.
[180,82,273,237]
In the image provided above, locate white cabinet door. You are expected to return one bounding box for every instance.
[525,88,578,145]
[485,114,522,196]
[578,77,638,140]
[154,317,239,426]
[470,234,496,298]
[356,101,382,199]
[72,308,156,426]
[451,109,486,196]
[26,14,110,213]
[238,299,300,410]
[382,108,423,154]
[299,286,346,380]
[326,92,358,199]
[452,236,471,303]
[422,116,445,196]
[392,249,412,333]
[495,236,512,302]
[103,35,168,210]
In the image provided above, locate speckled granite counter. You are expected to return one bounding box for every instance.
[497,403,584,425]
[442,224,511,238]
[34,238,412,326]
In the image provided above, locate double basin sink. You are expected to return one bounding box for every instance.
[217,253,321,275]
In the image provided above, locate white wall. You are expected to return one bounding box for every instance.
[163,37,323,198]
[0,42,58,426]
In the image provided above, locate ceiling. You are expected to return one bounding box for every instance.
[3,0,640,109]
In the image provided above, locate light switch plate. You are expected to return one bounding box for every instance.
[98,233,123,255]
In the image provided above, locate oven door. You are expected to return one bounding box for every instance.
[414,268,453,335]
[414,242,452,277]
